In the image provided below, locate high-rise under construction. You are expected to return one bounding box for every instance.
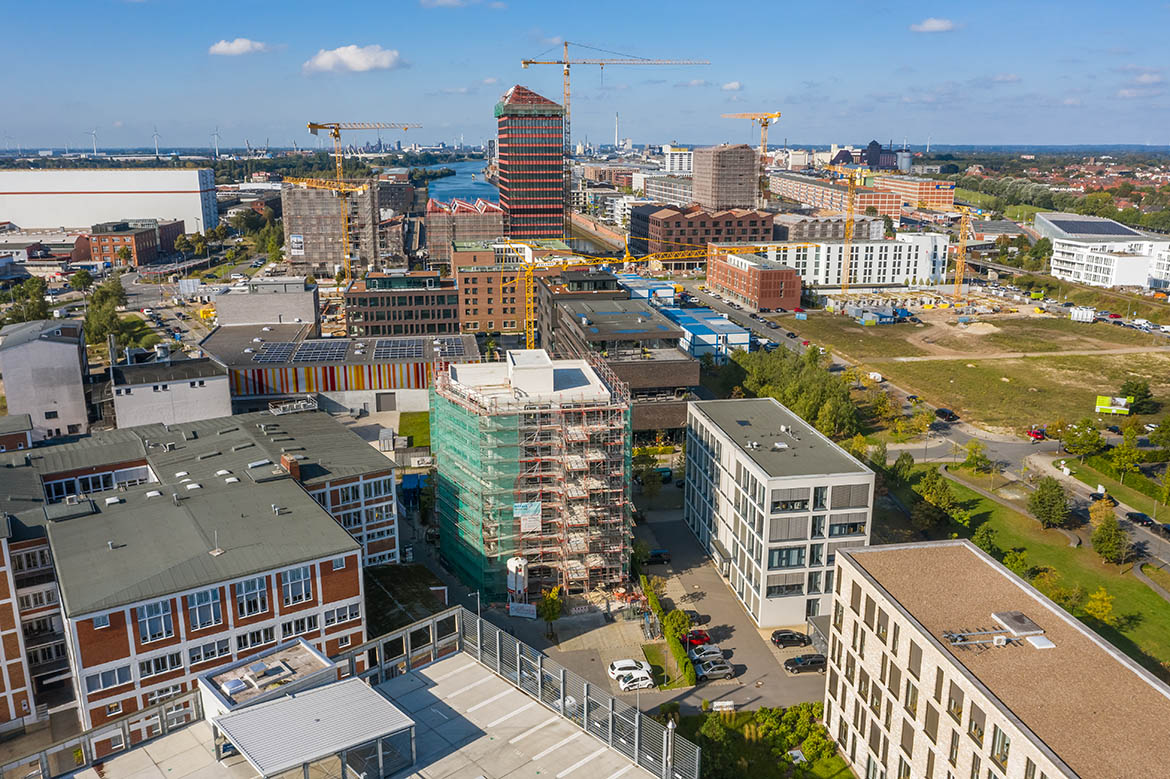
[432,349,632,598]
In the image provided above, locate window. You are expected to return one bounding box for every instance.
[145,684,184,705]
[85,665,131,693]
[106,702,121,716]
[44,411,58,420]
[897,758,910,779]
[281,614,319,638]
[94,614,110,629]
[948,730,959,766]
[190,639,231,665]
[324,603,361,626]
[924,703,939,743]
[236,577,268,617]
[237,627,275,652]
[968,703,985,746]
[18,589,58,610]
[281,566,313,605]
[908,640,922,678]
[969,754,981,779]
[905,680,919,718]
[136,600,174,643]
[186,589,222,631]
[332,556,347,571]
[1024,759,1036,779]
[339,635,351,647]
[947,682,964,723]
[990,725,1010,770]
[139,652,182,679]
[767,546,805,569]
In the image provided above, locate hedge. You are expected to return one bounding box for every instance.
[641,574,697,686]
[634,445,675,456]
[640,574,664,621]
[1084,454,1165,501]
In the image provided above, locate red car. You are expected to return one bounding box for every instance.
[801,340,811,347]
[684,629,711,647]
[794,307,805,313]
[1026,428,1045,442]
[1108,313,1122,319]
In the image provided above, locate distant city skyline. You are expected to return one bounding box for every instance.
[7,0,1170,149]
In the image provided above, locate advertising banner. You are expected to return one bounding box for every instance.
[513,501,542,533]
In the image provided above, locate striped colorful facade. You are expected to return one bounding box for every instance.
[229,360,439,396]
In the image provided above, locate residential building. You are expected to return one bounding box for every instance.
[0,169,217,232]
[642,175,694,207]
[628,204,774,269]
[707,252,802,312]
[554,299,698,432]
[343,270,460,337]
[606,195,656,227]
[108,359,231,427]
[770,173,903,218]
[536,269,628,350]
[282,180,378,276]
[450,239,577,334]
[582,165,639,187]
[1049,238,1170,288]
[213,277,320,334]
[1034,212,1145,243]
[684,398,873,627]
[658,307,750,363]
[432,350,632,598]
[871,175,955,209]
[661,145,694,175]
[424,198,504,264]
[693,144,759,210]
[0,414,33,452]
[0,319,88,441]
[826,540,1170,779]
[88,220,183,268]
[495,85,565,239]
[773,214,883,241]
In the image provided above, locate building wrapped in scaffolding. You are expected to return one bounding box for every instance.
[432,349,632,599]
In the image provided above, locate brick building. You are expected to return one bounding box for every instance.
[536,269,627,350]
[693,144,759,210]
[89,219,184,268]
[871,175,955,209]
[424,199,504,264]
[0,414,33,452]
[582,165,638,188]
[451,239,575,334]
[495,86,565,239]
[344,270,460,337]
[707,252,802,312]
[628,204,774,265]
[770,173,903,218]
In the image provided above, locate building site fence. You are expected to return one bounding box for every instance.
[4,606,699,779]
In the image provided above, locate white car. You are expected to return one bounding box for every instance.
[617,671,654,691]
[607,659,652,680]
[688,644,723,663]
[1145,423,1158,433]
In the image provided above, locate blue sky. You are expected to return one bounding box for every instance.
[7,0,1170,150]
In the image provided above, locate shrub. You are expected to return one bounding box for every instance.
[1084,454,1163,501]
[665,632,696,685]
[640,574,665,621]
[662,609,692,642]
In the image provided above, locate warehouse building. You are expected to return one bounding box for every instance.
[213,277,320,334]
[1033,212,1145,243]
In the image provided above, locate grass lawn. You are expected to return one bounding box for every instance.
[1142,563,1170,592]
[870,353,1170,431]
[641,642,690,690]
[674,713,852,779]
[1063,458,1162,517]
[1005,203,1051,222]
[780,313,931,359]
[397,411,431,448]
[907,467,1170,680]
[364,564,448,635]
[118,313,163,349]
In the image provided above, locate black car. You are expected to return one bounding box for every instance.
[906,395,920,403]
[1106,425,1121,434]
[766,321,780,329]
[1090,492,1118,507]
[770,630,811,648]
[935,408,959,422]
[786,332,797,339]
[784,654,827,674]
[1126,511,1154,527]
[646,549,671,565]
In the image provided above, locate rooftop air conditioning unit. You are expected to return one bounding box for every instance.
[992,635,1009,647]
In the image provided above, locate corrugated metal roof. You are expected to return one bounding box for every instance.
[213,678,414,776]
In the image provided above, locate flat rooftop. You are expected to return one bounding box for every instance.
[560,299,682,342]
[844,541,1170,779]
[205,639,336,708]
[692,398,869,478]
[446,349,612,408]
[659,307,748,338]
[201,325,479,369]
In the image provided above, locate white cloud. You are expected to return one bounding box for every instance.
[1117,88,1140,98]
[1136,72,1164,85]
[992,73,1020,83]
[675,79,710,88]
[302,44,406,74]
[441,86,471,94]
[721,81,742,91]
[1062,97,1082,106]
[489,1,507,7]
[482,77,498,85]
[208,37,269,56]
[909,17,955,33]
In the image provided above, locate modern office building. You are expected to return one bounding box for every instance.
[658,307,751,363]
[684,398,873,628]
[0,319,88,441]
[707,252,802,312]
[88,219,184,268]
[431,350,632,598]
[0,169,217,232]
[424,198,504,264]
[826,540,1170,779]
[213,277,320,334]
[693,144,759,210]
[495,85,565,239]
[871,175,956,209]
[661,145,694,175]
[770,173,903,218]
[343,270,459,337]
[642,175,695,207]
[1049,238,1170,288]
[628,204,774,268]
[536,269,628,350]
[1033,212,1145,243]
[773,214,883,242]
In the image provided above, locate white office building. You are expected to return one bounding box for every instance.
[683,398,873,628]
[826,540,1170,779]
[661,145,693,175]
[1050,238,1170,288]
[0,169,218,232]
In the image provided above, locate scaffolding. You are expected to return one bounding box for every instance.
[431,353,632,598]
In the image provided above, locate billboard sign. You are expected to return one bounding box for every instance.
[1095,395,1133,415]
[508,602,537,619]
[513,501,542,533]
[289,234,305,256]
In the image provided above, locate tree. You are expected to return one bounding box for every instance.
[891,451,915,483]
[1027,477,1070,528]
[267,234,283,264]
[70,269,94,293]
[305,275,318,286]
[536,586,563,638]
[174,234,192,256]
[1119,379,1156,415]
[972,523,1001,557]
[633,450,662,499]
[845,433,869,461]
[1088,498,1115,528]
[662,609,692,642]
[695,713,735,779]
[864,205,878,216]
[1091,516,1131,564]
[1002,549,1030,578]
[1149,421,1170,450]
[1083,586,1117,626]
[910,500,946,532]
[1109,429,1142,485]
[962,440,993,473]
[870,440,888,470]
[1063,418,1106,462]
[115,246,133,266]
[882,214,895,237]
[631,540,650,573]
[334,269,346,285]
[6,277,50,324]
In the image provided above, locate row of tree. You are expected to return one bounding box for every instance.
[724,346,861,438]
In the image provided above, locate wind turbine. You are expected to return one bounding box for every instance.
[152,125,161,158]
[210,126,221,159]
[87,129,98,156]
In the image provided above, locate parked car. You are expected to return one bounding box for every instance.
[1126,511,1154,527]
[1144,423,1158,433]
[783,654,827,674]
[770,630,811,648]
[695,659,735,681]
[1106,425,1122,434]
[683,629,711,647]
[1161,523,1170,538]
[608,659,652,680]
[909,316,922,324]
[801,340,810,347]
[766,321,780,329]
[1108,313,1122,319]
[618,671,654,691]
[793,307,805,313]
[646,549,671,565]
[141,308,154,316]
[688,644,724,663]
[935,408,959,422]
[683,610,707,626]
[906,395,919,403]
[785,331,797,338]
[1090,492,1118,507]
[1026,427,1046,442]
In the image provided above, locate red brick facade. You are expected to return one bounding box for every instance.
[708,252,802,312]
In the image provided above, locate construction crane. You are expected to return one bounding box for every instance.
[823,164,879,292]
[952,205,975,301]
[282,177,372,283]
[721,111,782,159]
[305,122,421,283]
[520,42,708,237]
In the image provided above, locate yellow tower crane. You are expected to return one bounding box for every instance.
[306,121,421,283]
[823,165,878,293]
[720,111,782,159]
[520,43,708,237]
[952,205,975,301]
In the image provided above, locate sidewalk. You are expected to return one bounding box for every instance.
[938,465,1080,548]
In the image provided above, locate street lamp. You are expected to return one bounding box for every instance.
[468,590,481,619]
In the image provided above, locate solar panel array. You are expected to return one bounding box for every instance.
[252,342,296,363]
[1047,218,1140,237]
[436,336,467,358]
[373,339,425,360]
[292,340,350,362]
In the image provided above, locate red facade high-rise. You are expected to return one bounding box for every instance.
[494,85,565,239]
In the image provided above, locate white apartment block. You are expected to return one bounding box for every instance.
[661,145,694,175]
[683,398,873,628]
[1050,238,1170,289]
[826,541,1170,779]
[722,233,947,289]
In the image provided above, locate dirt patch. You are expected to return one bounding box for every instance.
[955,321,1000,336]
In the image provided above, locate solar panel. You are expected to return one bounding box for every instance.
[436,336,467,358]
[292,340,350,362]
[1046,218,1140,237]
[252,342,296,363]
[369,336,468,361]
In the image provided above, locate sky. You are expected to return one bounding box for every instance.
[6,0,1170,150]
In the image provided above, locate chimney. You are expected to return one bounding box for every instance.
[280,453,301,481]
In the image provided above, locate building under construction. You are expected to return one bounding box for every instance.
[432,349,632,599]
[693,143,759,210]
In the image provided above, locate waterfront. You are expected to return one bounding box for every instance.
[421,160,498,203]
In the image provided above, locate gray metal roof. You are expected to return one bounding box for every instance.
[213,678,414,777]
[201,325,480,370]
[560,299,682,342]
[0,319,83,351]
[0,413,32,435]
[691,398,870,479]
[111,358,226,386]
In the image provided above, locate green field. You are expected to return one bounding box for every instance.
[675,712,852,779]
[954,188,1051,223]
[926,317,1163,354]
[1064,459,1162,518]
[1024,278,1170,326]
[776,314,931,359]
[397,411,431,448]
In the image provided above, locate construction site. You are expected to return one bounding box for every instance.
[431,349,633,600]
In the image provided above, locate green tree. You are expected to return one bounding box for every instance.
[1063,418,1106,462]
[1027,477,1070,528]
[1091,516,1131,564]
[882,214,895,237]
[864,205,878,216]
[972,523,1001,557]
[536,586,564,638]
[1110,429,1142,485]
[174,234,192,255]
[891,451,915,482]
[70,269,94,293]
[1149,421,1170,450]
[306,275,318,286]
[267,234,283,264]
[662,609,692,642]
[115,246,133,266]
[1002,549,1031,578]
[910,500,945,532]
[334,269,346,285]
[1083,586,1116,625]
[6,277,50,324]
[695,714,735,779]
[870,440,888,470]
[1119,379,1156,414]
[963,440,993,473]
[633,450,662,499]
[630,540,650,574]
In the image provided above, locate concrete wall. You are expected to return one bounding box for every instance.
[113,376,232,428]
[0,170,217,232]
[0,340,87,441]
